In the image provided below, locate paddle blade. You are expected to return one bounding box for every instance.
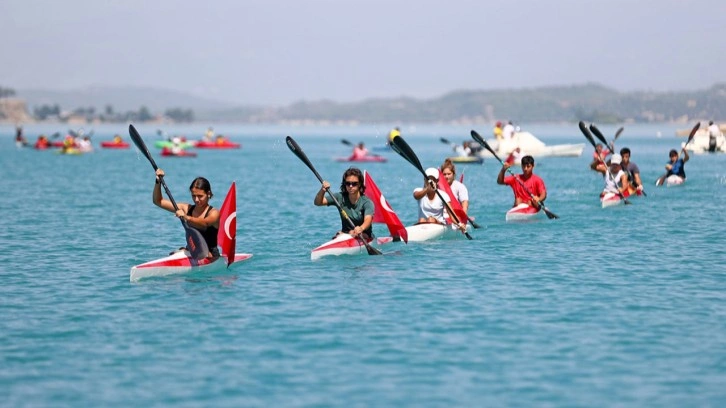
[391,135,425,174]
[286,136,323,183]
[129,124,159,170]
[685,122,700,146]
[217,182,237,267]
[589,124,609,146]
[440,137,451,145]
[542,206,559,219]
[185,226,210,260]
[341,139,352,146]
[470,130,502,163]
[614,127,624,141]
[578,121,597,148]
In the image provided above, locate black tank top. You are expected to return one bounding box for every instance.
[187,205,220,256]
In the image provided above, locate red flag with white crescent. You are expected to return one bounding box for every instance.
[364,171,408,243]
[216,182,237,267]
[437,170,468,225]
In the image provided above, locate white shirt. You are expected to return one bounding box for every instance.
[502,124,515,140]
[708,123,721,138]
[414,188,450,223]
[449,180,469,203]
[603,169,625,193]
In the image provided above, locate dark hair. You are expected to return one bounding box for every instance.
[189,177,213,198]
[620,147,631,155]
[709,121,714,126]
[440,158,456,175]
[669,149,678,157]
[521,155,535,167]
[339,167,365,194]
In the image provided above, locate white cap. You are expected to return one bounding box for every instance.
[425,167,439,179]
[611,153,622,165]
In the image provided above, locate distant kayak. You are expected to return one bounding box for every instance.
[194,140,241,149]
[160,147,197,157]
[101,141,130,149]
[56,148,83,155]
[335,155,387,163]
[447,156,483,164]
[154,140,195,149]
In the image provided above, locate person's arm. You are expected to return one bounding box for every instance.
[413,181,433,200]
[152,169,180,213]
[314,181,330,206]
[351,214,374,237]
[496,164,510,184]
[619,173,630,194]
[682,149,690,163]
[178,207,220,230]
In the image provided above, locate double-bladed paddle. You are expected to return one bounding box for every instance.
[579,122,631,204]
[286,136,382,255]
[390,135,473,239]
[471,130,559,219]
[655,122,699,186]
[128,124,210,260]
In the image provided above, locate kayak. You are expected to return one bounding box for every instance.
[130,250,253,282]
[335,155,387,163]
[194,140,241,149]
[154,140,195,149]
[665,175,685,187]
[404,222,471,242]
[600,192,624,208]
[447,156,483,164]
[161,147,197,157]
[311,234,394,260]
[101,141,130,149]
[505,203,544,221]
[56,148,83,155]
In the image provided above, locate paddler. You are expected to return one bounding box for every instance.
[152,168,220,259]
[601,153,630,197]
[497,155,547,209]
[413,167,466,232]
[351,142,369,160]
[619,147,643,194]
[314,167,375,239]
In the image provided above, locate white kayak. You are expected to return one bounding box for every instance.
[130,250,253,282]
[600,192,624,208]
[311,234,394,260]
[505,203,544,221]
[404,222,471,242]
[665,175,685,187]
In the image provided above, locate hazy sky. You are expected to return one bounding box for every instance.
[2,0,725,106]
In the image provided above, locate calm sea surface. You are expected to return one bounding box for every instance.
[1,123,725,407]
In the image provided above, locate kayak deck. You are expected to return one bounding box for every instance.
[130,250,252,281]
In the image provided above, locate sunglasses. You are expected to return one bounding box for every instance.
[345,181,359,187]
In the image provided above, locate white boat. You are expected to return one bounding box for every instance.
[664,175,685,187]
[130,250,253,282]
[505,203,545,221]
[477,131,585,159]
[404,222,471,242]
[600,192,624,208]
[682,132,726,154]
[310,234,395,260]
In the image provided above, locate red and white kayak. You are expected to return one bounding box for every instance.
[335,155,387,163]
[505,203,544,222]
[311,234,394,260]
[161,147,197,157]
[600,192,624,208]
[130,250,252,282]
[404,222,471,242]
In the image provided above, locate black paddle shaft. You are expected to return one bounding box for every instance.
[391,135,473,239]
[286,136,382,255]
[470,130,559,219]
[128,124,209,259]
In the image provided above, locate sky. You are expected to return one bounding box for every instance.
[1,0,725,106]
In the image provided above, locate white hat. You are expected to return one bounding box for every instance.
[611,153,622,165]
[425,167,439,179]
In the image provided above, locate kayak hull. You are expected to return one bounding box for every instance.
[404,222,471,242]
[335,156,387,163]
[101,141,130,149]
[447,156,483,164]
[600,192,623,208]
[665,175,685,187]
[161,147,197,157]
[311,234,394,260]
[130,251,252,282]
[154,140,194,149]
[505,203,544,221]
[194,140,241,149]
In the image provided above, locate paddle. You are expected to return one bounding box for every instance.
[440,137,452,145]
[128,124,209,260]
[578,122,631,205]
[390,134,473,239]
[341,139,353,146]
[471,130,559,219]
[655,122,699,186]
[286,136,383,255]
[590,124,646,196]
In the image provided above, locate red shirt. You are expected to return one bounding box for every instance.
[503,173,546,203]
[592,148,610,161]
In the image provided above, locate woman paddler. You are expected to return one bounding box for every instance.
[153,168,220,259]
[314,167,375,240]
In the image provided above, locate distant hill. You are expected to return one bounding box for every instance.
[18,85,236,113]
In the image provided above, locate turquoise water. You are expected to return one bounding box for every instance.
[2,123,725,406]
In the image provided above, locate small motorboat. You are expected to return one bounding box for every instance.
[505,203,544,221]
[447,156,483,164]
[310,234,394,260]
[477,131,585,159]
[160,147,197,157]
[130,250,252,282]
